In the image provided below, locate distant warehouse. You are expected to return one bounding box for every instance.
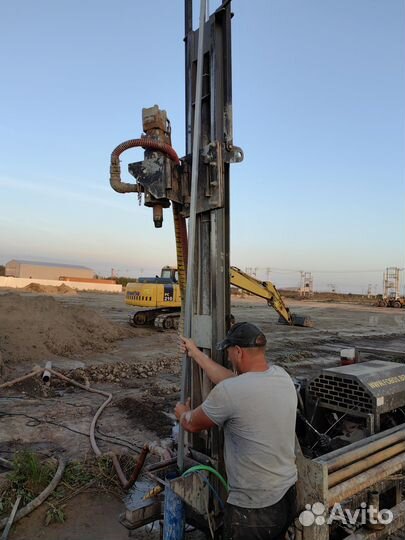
[5,260,96,281]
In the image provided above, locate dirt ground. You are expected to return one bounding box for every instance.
[1,289,404,539]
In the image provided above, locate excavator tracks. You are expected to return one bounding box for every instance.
[130,308,180,331]
[155,312,180,330]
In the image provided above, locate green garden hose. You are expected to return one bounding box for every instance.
[181,465,228,492]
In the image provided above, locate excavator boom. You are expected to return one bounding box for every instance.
[230,266,313,327]
[126,265,313,328]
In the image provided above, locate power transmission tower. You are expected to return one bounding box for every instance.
[383,267,401,299]
[300,272,313,297]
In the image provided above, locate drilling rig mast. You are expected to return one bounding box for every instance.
[110,1,242,536]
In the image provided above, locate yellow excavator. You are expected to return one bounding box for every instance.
[126,266,313,330]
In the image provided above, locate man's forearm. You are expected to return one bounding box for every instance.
[180,410,197,433]
[192,349,235,384]
[179,405,216,433]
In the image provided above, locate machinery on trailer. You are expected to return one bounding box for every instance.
[377,295,405,309]
[377,267,405,308]
[126,265,313,329]
[295,360,405,540]
[110,1,405,538]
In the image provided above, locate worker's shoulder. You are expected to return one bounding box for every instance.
[222,364,293,389]
[269,365,296,390]
[269,364,293,379]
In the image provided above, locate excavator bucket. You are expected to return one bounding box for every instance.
[278,314,314,327]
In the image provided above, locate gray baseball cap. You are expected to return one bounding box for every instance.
[216,322,267,351]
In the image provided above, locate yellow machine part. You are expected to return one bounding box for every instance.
[126,282,181,309]
[126,266,312,327]
[229,266,292,323]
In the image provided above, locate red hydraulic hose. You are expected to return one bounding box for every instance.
[111,138,180,164]
[110,137,181,194]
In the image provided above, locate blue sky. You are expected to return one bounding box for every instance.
[1,0,404,293]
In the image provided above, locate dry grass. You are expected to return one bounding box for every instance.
[0,451,137,525]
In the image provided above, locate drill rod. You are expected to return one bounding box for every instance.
[178,0,207,473]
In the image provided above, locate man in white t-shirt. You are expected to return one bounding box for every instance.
[175,322,297,540]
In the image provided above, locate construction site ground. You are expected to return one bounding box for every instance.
[1,289,404,539]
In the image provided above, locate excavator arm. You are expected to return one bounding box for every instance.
[230,266,313,327]
[126,265,313,328]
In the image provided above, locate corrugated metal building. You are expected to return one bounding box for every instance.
[5,260,95,280]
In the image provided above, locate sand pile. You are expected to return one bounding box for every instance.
[0,293,129,367]
[22,283,78,295]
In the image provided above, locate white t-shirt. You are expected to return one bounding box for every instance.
[202,365,297,508]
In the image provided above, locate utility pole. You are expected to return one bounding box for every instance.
[245,267,258,277]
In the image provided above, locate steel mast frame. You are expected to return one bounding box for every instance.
[112,1,242,535]
[183,0,240,463]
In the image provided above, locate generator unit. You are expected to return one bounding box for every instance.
[306,361,405,442]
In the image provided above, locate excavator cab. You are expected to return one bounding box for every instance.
[160,266,178,283]
[137,266,178,284]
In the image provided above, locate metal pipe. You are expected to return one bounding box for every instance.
[184,0,193,153]
[297,411,323,438]
[327,430,405,473]
[153,205,164,228]
[328,441,405,487]
[121,445,149,490]
[343,499,405,540]
[42,361,52,384]
[178,0,207,473]
[321,424,405,463]
[356,346,405,358]
[163,473,185,540]
[184,0,193,37]
[327,451,405,507]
